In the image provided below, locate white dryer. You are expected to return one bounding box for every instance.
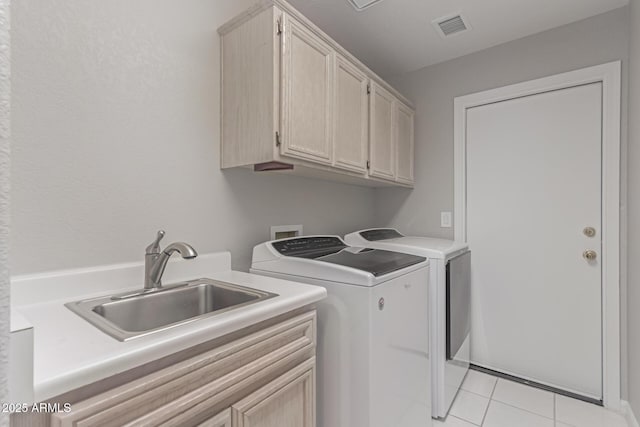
[344,228,470,420]
[251,236,432,427]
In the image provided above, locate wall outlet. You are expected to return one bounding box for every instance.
[270,225,303,240]
[440,211,452,228]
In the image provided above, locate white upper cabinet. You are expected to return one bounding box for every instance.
[333,54,369,173]
[369,84,416,185]
[281,15,334,165]
[218,0,415,187]
[395,101,415,184]
[369,82,396,181]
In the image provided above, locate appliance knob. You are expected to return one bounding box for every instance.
[378,297,385,311]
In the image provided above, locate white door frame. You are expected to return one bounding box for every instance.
[453,61,621,409]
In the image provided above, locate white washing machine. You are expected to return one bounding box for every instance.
[344,228,470,420]
[251,236,432,427]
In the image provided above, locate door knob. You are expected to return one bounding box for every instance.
[583,250,597,261]
[583,227,596,237]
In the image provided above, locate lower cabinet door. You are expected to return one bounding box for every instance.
[232,358,315,427]
[197,409,232,427]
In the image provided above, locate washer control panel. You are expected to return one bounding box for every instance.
[271,236,346,257]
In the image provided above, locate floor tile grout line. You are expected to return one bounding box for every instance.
[459,372,625,427]
[489,397,556,421]
[448,414,481,426]
[449,389,489,426]
[460,371,500,399]
[459,380,499,400]
[488,377,558,421]
[479,377,499,426]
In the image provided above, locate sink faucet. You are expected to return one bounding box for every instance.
[144,230,198,289]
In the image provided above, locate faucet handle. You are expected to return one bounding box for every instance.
[145,230,165,255]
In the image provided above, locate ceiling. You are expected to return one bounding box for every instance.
[286,0,629,78]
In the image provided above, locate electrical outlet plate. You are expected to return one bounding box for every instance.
[270,225,303,240]
[441,212,453,228]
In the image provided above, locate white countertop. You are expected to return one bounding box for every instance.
[11,311,32,333]
[11,252,326,402]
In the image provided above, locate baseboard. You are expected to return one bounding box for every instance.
[623,400,640,427]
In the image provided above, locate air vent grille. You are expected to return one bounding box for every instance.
[433,14,470,37]
[347,0,385,11]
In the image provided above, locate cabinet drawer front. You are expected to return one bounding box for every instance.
[51,311,316,427]
[130,343,313,427]
[232,358,315,427]
[281,14,334,165]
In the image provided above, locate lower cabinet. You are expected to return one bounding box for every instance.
[191,359,315,427]
[46,310,317,427]
[232,358,315,427]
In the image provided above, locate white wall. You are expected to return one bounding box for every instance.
[377,6,630,396]
[627,0,640,417]
[10,0,376,275]
[0,0,9,423]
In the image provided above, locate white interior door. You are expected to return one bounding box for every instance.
[465,82,603,399]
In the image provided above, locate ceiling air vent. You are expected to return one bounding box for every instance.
[347,0,386,12]
[433,14,470,38]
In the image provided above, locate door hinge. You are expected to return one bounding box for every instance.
[276,18,282,36]
[367,83,371,95]
[275,131,281,147]
[366,160,371,170]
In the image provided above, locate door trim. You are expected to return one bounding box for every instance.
[453,61,621,409]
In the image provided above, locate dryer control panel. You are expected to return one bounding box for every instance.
[359,228,404,241]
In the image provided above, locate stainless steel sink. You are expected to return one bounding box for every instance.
[66,278,278,341]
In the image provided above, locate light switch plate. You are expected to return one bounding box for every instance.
[441,211,452,228]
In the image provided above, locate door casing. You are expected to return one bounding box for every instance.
[453,61,621,409]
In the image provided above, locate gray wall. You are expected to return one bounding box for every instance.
[10,0,376,275]
[627,0,640,416]
[378,6,630,397]
[379,7,629,238]
[0,0,9,423]
[9,0,638,411]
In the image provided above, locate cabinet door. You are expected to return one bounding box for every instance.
[50,312,317,427]
[281,14,333,165]
[369,82,396,180]
[232,358,315,427]
[197,409,232,427]
[333,55,368,173]
[395,101,415,184]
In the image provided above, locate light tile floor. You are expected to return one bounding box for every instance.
[435,370,630,427]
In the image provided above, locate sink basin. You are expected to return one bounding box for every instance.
[66,278,278,341]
